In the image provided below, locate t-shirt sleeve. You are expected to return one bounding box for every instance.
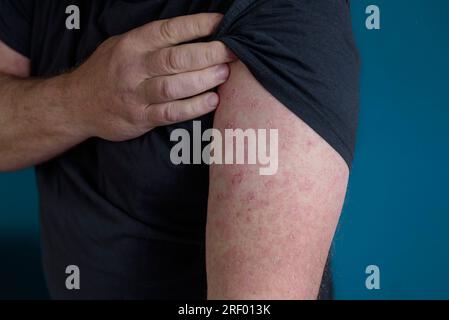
[0,0,35,58]
[215,0,360,167]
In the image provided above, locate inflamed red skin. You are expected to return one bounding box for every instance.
[206,61,349,300]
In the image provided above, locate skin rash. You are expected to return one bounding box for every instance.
[206,61,349,300]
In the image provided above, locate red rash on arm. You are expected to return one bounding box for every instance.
[206,61,349,299]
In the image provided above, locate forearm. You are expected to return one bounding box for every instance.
[0,14,237,172]
[0,72,88,171]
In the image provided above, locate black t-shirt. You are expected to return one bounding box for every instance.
[0,0,359,299]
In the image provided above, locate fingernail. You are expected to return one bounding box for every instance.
[216,64,229,81]
[207,93,219,108]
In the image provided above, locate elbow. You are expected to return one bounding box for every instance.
[0,151,28,173]
[0,162,20,173]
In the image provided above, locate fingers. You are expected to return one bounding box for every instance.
[146,92,219,127]
[145,41,236,76]
[121,13,233,130]
[138,64,230,104]
[131,13,223,49]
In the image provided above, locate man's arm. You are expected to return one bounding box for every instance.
[0,42,89,171]
[206,61,349,299]
[0,13,235,172]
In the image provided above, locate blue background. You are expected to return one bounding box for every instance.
[0,0,448,299]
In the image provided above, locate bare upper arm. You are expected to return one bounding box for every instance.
[206,61,349,299]
[0,40,30,77]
